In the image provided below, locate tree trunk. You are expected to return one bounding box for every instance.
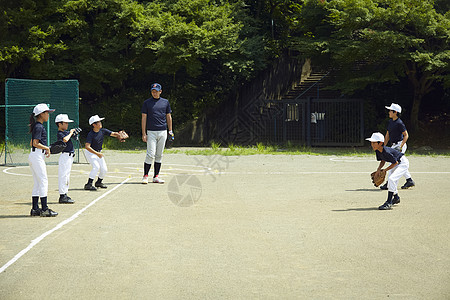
[410,91,422,132]
[405,62,433,132]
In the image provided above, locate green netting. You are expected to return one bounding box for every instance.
[2,78,80,165]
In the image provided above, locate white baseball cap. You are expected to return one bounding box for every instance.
[385,103,402,113]
[366,132,385,143]
[33,103,55,116]
[89,115,105,125]
[55,114,74,123]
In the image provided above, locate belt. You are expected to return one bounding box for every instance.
[62,152,75,157]
[31,147,45,153]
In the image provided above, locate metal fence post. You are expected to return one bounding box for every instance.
[306,97,311,147]
[283,104,287,142]
[360,100,365,143]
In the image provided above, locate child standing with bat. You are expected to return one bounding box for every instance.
[366,132,411,210]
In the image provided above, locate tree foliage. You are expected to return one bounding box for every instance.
[1,0,448,136]
[291,0,450,130]
[0,0,271,131]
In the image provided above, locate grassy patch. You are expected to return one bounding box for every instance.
[2,139,449,157]
[164,142,450,157]
[165,142,374,156]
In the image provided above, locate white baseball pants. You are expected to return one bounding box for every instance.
[387,156,410,194]
[28,150,48,197]
[58,153,74,194]
[391,141,412,179]
[145,130,167,164]
[84,150,108,179]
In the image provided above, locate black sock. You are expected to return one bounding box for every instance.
[96,178,103,184]
[88,178,93,185]
[154,162,161,177]
[32,196,39,210]
[387,191,394,204]
[144,163,151,176]
[41,197,48,211]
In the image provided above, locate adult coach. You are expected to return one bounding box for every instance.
[380,103,415,190]
[141,83,173,184]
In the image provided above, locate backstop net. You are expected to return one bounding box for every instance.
[1,78,80,165]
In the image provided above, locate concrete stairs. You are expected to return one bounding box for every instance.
[283,70,342,100]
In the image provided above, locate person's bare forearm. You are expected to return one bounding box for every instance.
[166,114,172,132]
[400,130,409,148]
[142,114,147,136]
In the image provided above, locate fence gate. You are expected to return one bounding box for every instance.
[218,98,364,146]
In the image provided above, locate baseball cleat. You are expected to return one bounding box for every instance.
[142,175,149,184]
[84,183,97,191]
[59,194,74,204]
[30,208,41,217]
[153,176,165,184]
[392,195,400,205]
[401,179,415,189]
[379,183,388,190]
[95,182,107,189]
[40,208,58,217]
[378,201,392,210]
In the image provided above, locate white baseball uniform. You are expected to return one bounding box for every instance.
[29,149,48,197]
[145,130,167,164]
[84,150,108,179]
[391,141,412,180]
[58,152,74,194]
[387,156,410,194]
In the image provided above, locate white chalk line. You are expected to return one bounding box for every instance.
[216,171,450,175]
[2,162,210,178]
[4,165,450,179]
[0,177,131,274]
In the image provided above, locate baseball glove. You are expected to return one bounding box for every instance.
[371,170,386,187]
[50,140,67,154]
[116,130,129,142]
[166,130,174,148]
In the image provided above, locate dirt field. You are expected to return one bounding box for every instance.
[1,151,449,299]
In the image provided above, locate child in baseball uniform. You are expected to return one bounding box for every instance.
[367,132,410,210]
[380,103,415,190]
[28,103,58,217]
[55,114,77,204]
[83,115,122,191]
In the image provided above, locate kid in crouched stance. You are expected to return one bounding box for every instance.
[366,132,410,210]
[84,115,123,191]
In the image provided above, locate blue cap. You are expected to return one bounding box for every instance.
[151,83,162,91]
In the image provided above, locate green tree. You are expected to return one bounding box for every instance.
[37,0,153,95]
[0,0,276,132]
[291,0,450,131]
[0,0,67,83]
[142,0,272,121]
